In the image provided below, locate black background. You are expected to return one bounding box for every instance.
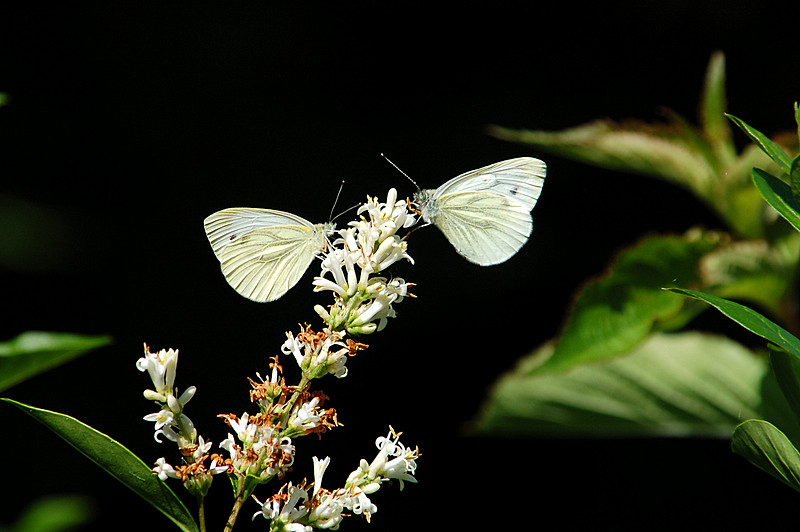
[3,2,800,530]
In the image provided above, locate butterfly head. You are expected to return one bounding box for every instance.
[411,188,437,223]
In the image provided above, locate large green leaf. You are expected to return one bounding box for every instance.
[473,332,790,438]
[666,288,800,358]
[752,167,800,233]
[531,231,720,375]
[2,399,199,532]
[731,419,800,494]
[0,331,112,393]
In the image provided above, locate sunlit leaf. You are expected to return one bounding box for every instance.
[731,419,800,494]
[487,118,716,195]
[531,231,721,375]
[473,332,793,438]
[2,399,199,532]
[0,331,112,393]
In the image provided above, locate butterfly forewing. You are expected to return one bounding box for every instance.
[432,191,533,265]
[204,208,318,257]
[433,157,546,211]
[204,208,329,302]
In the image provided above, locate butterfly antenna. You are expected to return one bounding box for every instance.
[331,201,360,223]
[328,180,346,222]
[381,153,420,191]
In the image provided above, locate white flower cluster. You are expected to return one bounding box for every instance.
[281,326,354,379]
[136,344,197,447]
[313,188,416,335]
[137,344,226,494]
[220,412,296,482]
[253,429,418,531]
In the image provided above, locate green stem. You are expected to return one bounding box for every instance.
[196,495,207,532]
[224,476,247,532]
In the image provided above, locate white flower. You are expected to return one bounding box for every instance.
[152,457,177,481]
[253,484,310,527]
[347,488,377,519]
[312,456,330,496]
[136,344,180,397]
[368,430,418,490]
[290,397,322,432]
[347,428,419,492]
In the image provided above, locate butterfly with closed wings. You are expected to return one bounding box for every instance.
[411,157,546,265]
[204,208,335,302]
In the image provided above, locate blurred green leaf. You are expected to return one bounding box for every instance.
[701,51,736,167]
[699,238,796,316]
[752,168,800,233]
[487,117,718,196]
[487,53,784,239]
[731,419,800,494]
[667,288,800,358]
[473,332,784,437]
[0,332,112,393]
[726,113,793,174]
[8,495,94,532]
[531,231,721,375]
[2,399,199,532]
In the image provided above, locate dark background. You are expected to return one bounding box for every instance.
[2,2,799,530]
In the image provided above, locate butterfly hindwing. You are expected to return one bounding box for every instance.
[431,190,533,265]
[204,208,329,302]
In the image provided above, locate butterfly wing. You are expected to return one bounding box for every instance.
[432,157,546,210]
[204,208,325,302]
[431,190,533,265]
[421,157,546,265]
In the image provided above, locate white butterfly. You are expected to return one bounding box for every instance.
[204,208,335,302]
[413,157,546,266]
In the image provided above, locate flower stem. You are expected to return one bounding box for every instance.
[196,495,207,532]
[224,476,247,532]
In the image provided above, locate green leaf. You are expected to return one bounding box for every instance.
[770,349,800,423]
[700,51,736,167]
[487,118,718,196]
[731,419,800,494]
[531,231,721,374]
[473,332,781,437]
[726,114,793,173]
[791,155,800,206]
[699,239,795,316]
[666,288,800,358]
[2,399,199,532]
[752,167,800,232]
[0,331,112,393]
[9,495,94,532]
